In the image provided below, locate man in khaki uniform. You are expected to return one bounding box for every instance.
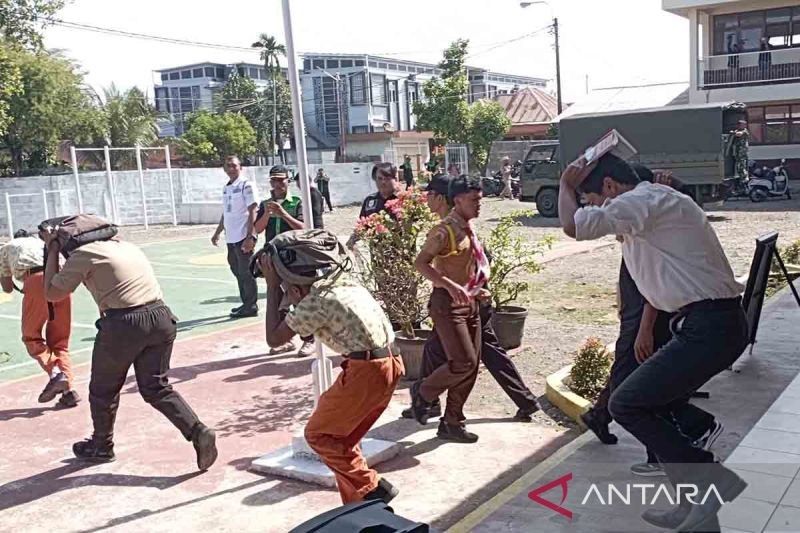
[43,225,217,469]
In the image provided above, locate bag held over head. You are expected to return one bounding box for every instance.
[251,228,350,285]
[38,214,119,257]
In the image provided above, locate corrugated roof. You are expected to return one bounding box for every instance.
[493,87,559,125]
[555,81,690,121]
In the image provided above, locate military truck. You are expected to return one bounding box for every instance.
[519,102,748,217]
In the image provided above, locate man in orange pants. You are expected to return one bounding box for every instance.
[259,229,403,504]
[0,231,78,407]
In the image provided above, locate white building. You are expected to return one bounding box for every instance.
[664,0,800,165]
[153,54,547,159]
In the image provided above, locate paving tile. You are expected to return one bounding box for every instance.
[765,504,800,532]
[726,446,800,478]
[758,412,800,434]
[733,470,793,504]
[770,396,800,416]
[776,478,800,508]
[719,496,777,533]
[721,528,755,533]
[740,429,800,455]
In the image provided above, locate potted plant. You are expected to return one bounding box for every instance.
[567,337,612,402]
[484,210,553,349]
[353,187,437,379]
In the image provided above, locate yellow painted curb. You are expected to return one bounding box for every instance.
[545,364,591,429]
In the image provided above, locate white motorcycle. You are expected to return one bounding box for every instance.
[748,159,792,202]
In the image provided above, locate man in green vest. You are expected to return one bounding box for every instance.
[254,165,314,357]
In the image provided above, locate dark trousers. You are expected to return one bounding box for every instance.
[419,289,481,426]
[609,300,748,486]
[420,303,538,413]
[89,302,202,445]
[227,240,258,311]
[320,187,333,211]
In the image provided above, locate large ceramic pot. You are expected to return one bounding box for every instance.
[491,306,528,350]
[394,329,433,381]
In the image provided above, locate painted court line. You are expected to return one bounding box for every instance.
[446,431,592,533]
[157,275,237,285]
[150,261,226,269]
[0,314,95,329]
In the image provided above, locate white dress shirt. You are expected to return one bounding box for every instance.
[574,182,743,312]
[222,177,259,244]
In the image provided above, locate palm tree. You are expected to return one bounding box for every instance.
[252,34,286,163]
[102,84,159,169]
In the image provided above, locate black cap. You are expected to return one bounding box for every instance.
[425,174,451,195]
[269,165,290,179]
[447,174,482,200]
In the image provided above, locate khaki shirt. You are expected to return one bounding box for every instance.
[0,237,44,281]
[284,274,394,355]
[421,211,476,286]
[50,240,163,312]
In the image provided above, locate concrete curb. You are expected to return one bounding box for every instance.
[545,364,591,429]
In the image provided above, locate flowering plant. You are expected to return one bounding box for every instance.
[354,187,437,338]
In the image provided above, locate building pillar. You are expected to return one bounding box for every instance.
[689,9,700,100]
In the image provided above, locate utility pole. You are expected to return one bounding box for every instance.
[553,17,563,114]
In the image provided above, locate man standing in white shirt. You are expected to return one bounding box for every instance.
[558,153,748,532]
[211,155,260,318]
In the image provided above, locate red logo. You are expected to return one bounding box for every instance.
[528,473,573,520]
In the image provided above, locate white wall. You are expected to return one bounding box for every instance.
[690,81,800,105]
[0,163,376,235]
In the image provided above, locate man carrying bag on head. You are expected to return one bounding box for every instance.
[42,214,217,470]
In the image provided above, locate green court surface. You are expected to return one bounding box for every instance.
[0,237,263,383]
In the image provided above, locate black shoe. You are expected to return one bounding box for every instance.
[642,505,689,529]
[580,409,618,445]
[401,400,441,421]
[56,390,80,408]
[513,403,540,422]
[677,467,747,532]
[38,373,69,403]
[230,305,243,314]
[363,477,399,504]
[437,421,479,443]
[73,438,115,463]
[230,307,258,319]
[192,424,218,471]
[410,381,432,425]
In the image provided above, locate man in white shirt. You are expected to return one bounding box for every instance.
[558,153,748,532]
[211,156,260,318]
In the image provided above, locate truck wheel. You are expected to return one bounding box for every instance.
[536,188,559,218]
[749,188,767,203]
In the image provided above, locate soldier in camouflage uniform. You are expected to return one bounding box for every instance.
[730,119,750,182]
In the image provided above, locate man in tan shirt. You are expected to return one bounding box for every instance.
[42,228,217,470]
[410,175,488,443]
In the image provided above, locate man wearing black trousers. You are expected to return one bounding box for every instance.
[560,153,748,532]
[402,174,540,423]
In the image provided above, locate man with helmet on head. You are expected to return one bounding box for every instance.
[258,228,404,505]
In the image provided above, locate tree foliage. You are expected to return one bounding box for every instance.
[569,338,612,401]
[0,0,66,50]
[1,46,105,176]
[0,41,22,137]
[101,84,160,168]
[413,38,511,173]
[180,110,256,166]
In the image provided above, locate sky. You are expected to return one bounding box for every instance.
[43,0,690,103]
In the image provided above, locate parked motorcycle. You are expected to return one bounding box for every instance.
[484,160,521,198]
[724,159,792,202]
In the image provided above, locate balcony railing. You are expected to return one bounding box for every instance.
[700,47,800,88]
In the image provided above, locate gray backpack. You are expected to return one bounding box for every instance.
[253,229,350,285]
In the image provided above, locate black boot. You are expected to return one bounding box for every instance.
[513,403,540,422]
[410,381,432,425]
[363,478,399,504]
[437,421,479,443]
[38,373,69,403]
[191,424,218,471]
[402,400,441,420]
[580,409,618,445]
[73,438,115,463]
[57,390,80,408]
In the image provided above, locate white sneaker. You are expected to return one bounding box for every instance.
[269,342,296,356]
[297,340,315,358]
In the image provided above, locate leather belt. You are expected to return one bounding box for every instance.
[680,296,742,314]
[348,345,393,361]
[103,300,164,317]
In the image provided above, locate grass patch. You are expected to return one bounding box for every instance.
[523,281,617,325]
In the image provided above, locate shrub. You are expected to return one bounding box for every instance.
[568,337,611,401]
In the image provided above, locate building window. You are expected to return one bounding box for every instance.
[352,125,369,134]
[160,73,168,81]
[748,104,800,144]
[368,61,378,68]
[326,59,339,69]
[216,67,226,79]
[387,79,398,103]
[312,59,324,69]
[155,87,170,113]
[203,67,214,77]
[181,70,191,79]
[341,59,353,68]
[351,72,367,105]
[169,72,179,80]
[193,68,204,78]
[713,7,800,54]
[370,73,386,105]
[303,59,311,71]
[355,60,365,67]
[388,63,398,70]
[378,62,388,69]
